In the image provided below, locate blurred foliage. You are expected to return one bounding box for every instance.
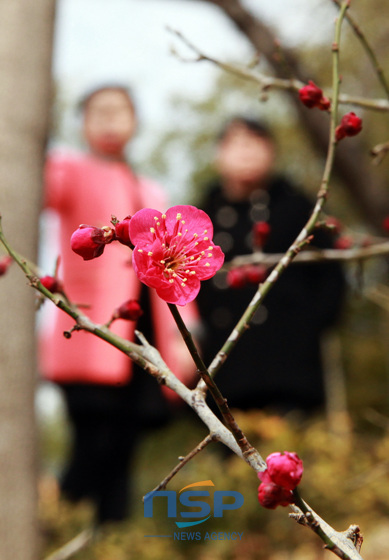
[39,408,389,559]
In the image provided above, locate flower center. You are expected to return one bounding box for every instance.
[142,212,213,288]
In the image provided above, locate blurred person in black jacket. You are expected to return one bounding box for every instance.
[197,117,345,414]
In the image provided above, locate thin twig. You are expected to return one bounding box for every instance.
[0,216,163,377]
[291,491,363,560]
[0,216,265,472]
[365,284,389,313]
[168,26,389,112]
[370,140,389,165]
[331,0,389,99]
[226,240,389,268]
[145,434,215,496]
[43,528,95,560]
[168,303,259,462]
[198,2,349,384]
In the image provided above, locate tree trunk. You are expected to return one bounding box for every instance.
[0,2,55,559]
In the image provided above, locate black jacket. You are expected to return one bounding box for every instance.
[197,176,345,412]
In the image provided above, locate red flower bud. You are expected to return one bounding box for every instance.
[245,265,268,285]
[265,451,304,491]
[325,216,343,234]
[336,112,362,141]
[299,81,325,108]
[341,112,363,136]
[334,235,353,250]
[71,225,115,261]
[253,222,271,248]
[382,216,389,233]
[114,215,132,247]
[0,255,12,277]
[227,267,247,289]
[112,299,143,322]
[40,275,63,293]
[335,125,347,141]
[257,482,294,509]
[318,96,331,111]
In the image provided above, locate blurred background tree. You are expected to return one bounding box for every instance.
[0,2,55,560]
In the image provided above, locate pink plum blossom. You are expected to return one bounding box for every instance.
[129,205,224,305]
[265,451,304,491]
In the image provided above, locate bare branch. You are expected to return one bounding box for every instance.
[145,434,215,495]
[169,26,389,113]
[226,241,389,268]
[189,0,389,228]
[331,0,389,99]
[371,140,389,165]
[43,529,95,560]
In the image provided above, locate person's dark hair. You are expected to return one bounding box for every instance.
[77,83,136,114]
[218,117,273,142]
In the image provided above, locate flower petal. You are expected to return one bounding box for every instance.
[129,208,162,246]
[192,244,225,280]
[165,205,214,239]
[156,275,201,306]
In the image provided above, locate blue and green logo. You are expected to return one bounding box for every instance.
[144,479,244,529]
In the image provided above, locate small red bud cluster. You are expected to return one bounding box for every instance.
[298,81,331,111]
[322,217,354,250]
[71,216,133,261]
[227,265,268,289]
[335,112,362,141]
[111,299,143,322]
[40,275,63,294]
[334,236,353,250]
[324,216,343,235]
[0,255,13,277]
[258,451,303,509]
[382,216,389,233]
[253,221,271,249]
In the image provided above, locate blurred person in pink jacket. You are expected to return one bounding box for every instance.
[40,84,197,524]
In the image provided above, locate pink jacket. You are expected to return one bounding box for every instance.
[39,151,198,396]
